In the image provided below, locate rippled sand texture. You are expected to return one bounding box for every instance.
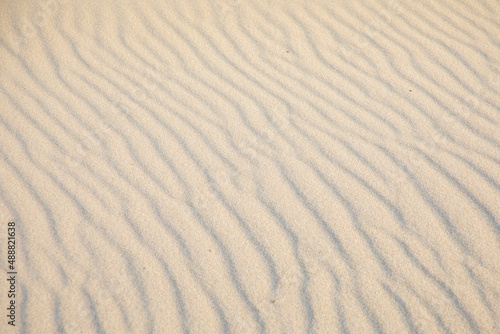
[1,0,500,333]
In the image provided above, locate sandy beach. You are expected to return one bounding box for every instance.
[1,0,500,332]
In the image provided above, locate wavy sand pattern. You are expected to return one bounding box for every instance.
[1,0,500,333]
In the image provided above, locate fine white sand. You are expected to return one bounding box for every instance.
[1,0,500,333]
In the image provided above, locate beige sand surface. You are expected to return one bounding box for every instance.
[1,0,500,333]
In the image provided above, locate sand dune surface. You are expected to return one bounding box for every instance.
[1,0,500,333]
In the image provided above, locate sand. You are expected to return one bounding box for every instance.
[1,0,500,333]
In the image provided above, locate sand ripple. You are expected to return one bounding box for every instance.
[1,0,500,333]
